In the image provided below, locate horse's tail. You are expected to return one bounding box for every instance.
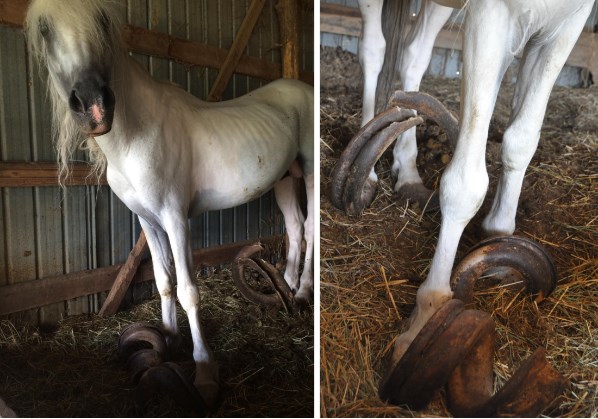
[375,0,413,114]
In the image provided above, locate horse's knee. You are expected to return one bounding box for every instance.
[176,282,200,313]
[440,160,489,222]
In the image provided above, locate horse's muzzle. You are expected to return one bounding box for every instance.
[69,71,115,136]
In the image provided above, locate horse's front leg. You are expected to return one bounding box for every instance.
[163,213,218,407]
[139,218,178,340]
[390,0,514,366]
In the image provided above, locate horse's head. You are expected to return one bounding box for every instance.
[26,0,120,136]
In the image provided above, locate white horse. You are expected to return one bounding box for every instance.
[25,0,314,406]
[357,0,594,366]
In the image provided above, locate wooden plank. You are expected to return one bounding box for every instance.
[568,31,598,77]
[0,0,28,28]
[122,24,312,84]
[0,235,284,316]
[208,0,267,102]
[0,161,107,187]
[98,230,148,316]
[320,3,361,37]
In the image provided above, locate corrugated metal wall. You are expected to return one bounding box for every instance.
[321,0,598,87]
[0,0,314,325]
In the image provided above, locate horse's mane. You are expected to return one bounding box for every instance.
[25,0,124,183]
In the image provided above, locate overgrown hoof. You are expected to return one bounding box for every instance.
[136,362,209,415]
[395,183,439,212]
[451,235,557,303]
[379,299,566,417]
[118,322,168,362]
[232,244,298,311]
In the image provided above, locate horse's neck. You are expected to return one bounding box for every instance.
[95,55,158,165]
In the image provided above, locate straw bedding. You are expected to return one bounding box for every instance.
[320,46,597,418]
[0,261,314,417]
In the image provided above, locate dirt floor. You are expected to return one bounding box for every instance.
[0,260,314,417]
[320,46,597,418]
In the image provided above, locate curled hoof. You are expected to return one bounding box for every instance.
[194,361,220,409]
[451,235,557,303]
[331,112,424,216]
[137,362,209,415]
[379,299,566,416]
[118,322,168,361]
[232,244,297,311]
[395,183,439,212]
[346,175,377,216]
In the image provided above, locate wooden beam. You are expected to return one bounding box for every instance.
[320,3,361,37]
[0,236,284,316]
[0,161,107,187]
[276,0,300,79]
[98,230,148,317]
[320,3,598,75]
[0,0,27,28]
[121,25,292,83]
[208,0,267,102]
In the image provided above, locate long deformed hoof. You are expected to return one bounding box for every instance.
[395,183,439,212]
[137,362,208,415]
[379,299,566,417]
[331,112,424,216]
[118,322,168,361]
[332,91,458,216]
[451,235,558,303]
[232,244,296,311]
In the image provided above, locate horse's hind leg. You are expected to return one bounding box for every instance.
[358,0,385,193]
[482,3,593,237]
[392,1,452,205]
[274,176,305,294]
[296,173,314,303]
[162,214,218,406]
[139,218,177,341]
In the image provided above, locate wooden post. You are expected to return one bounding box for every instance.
[275,0,300,79]
[98,230,148,316]
[208,0,267,102]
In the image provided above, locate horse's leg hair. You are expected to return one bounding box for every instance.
[274,176,305,294]
[358,0,385,187]
[392,0,452,191]
[390,0,515,365]
[162,213,218,405]
[482,4,593,236]
[139,218,177,338]
[296,173,314,302]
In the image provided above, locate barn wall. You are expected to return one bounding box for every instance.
[321,0,598,87]
[0,0,313,325]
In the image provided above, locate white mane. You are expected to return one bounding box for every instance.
[25,0,123,183]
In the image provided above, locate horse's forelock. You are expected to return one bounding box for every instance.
[25,0,118,184]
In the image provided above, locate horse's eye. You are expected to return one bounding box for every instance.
[39,18,50,37]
